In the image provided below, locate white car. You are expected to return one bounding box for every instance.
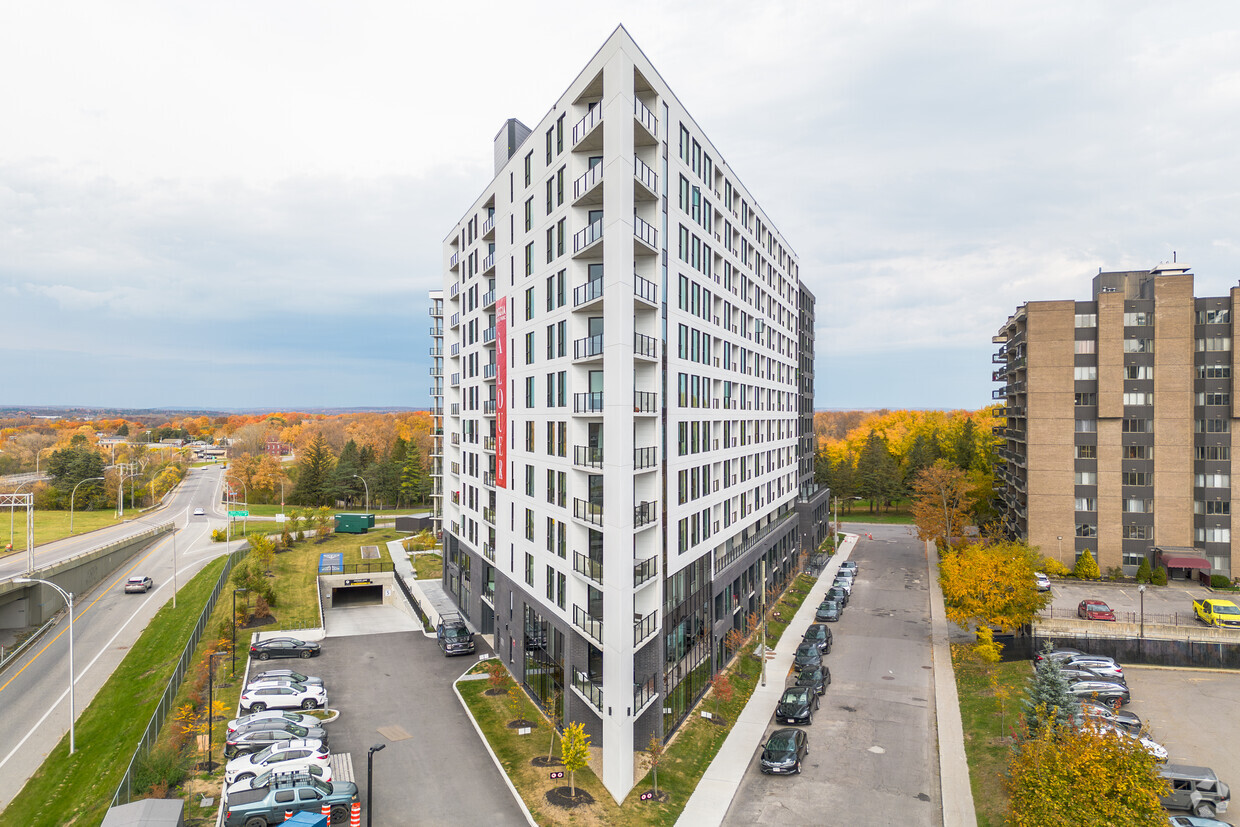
[193,507,205,516]
[831,576,853,596]
[226,710,321,736]
[239,683,328,713]
[226,763,333,798]
[224,738,330,785]
[124,576,153,594]
[1035,572,1051,591]
[1083,720,1167,761]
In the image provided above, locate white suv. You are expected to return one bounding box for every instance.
[225,739,330,785]
[239,683,328,713]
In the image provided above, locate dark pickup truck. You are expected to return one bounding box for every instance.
[224,773,358,827]
[437,612,476,656]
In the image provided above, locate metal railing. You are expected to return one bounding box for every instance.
[573,551,603,585]
[573,605,604,646]
[574,498,603,527]
[574,163,602,200]
[634,674,657,711]
[634,500,657,527]
[633,215,658,249]
[634,332,657,359]
[634,446,657,470]
[634,556,658,587]
[634,98,658,137]
[574,219,604,253]
[634,610,658,645]
[572,670,603,711]
[634,274,658,304]
[574,278,603,307]
[574,392,604,413]
[572,105,602,145]
[574,445,603,468]
[634,391,657,413]
[574,334,604,360]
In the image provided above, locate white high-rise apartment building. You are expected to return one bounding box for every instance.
[433,26,827,800]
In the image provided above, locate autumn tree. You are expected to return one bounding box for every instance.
[290,433,334,506]
[645,733,665,795]
[1007,715,1167,827]
[911,460,974,548]
[711,672,734,720]
[855,431,900,511]
[939,540,1050,634]
[559,721,592,798]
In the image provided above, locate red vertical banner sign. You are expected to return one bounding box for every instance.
[495,297,508,488]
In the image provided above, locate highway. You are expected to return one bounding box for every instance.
[0,466,239,814]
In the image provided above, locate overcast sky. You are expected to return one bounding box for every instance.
[4,1,1240,411]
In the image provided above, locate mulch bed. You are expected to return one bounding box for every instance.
[545,786,594,808]
[484,687,509,696]
[240,615,276,629]
[506,719,537,729]
[530,756,562,767]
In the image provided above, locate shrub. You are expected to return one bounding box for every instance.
[211,528,227,542]
[1151,566,1168,586]
[1073,550,1100,581]
[1210,574,1232,589]
[1135,559,1151,584]
[1104,565,1124,581]
[1042,557,1071,578]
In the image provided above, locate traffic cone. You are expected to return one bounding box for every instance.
[284,810,293,822]
[350,801,362,827]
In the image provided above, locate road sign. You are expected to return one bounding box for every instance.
[227,510,249,517]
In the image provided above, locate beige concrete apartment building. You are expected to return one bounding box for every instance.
[993,262,1236,581]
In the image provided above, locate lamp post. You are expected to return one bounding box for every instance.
[367,742,386,827]
[353,474,370,513]
[207,651,227,770]
[69,477,106,534]
[232,588,250,674]
[14,577,74,753]
[35,446,55,477]
[1057,536,1063,561]
[9,480,30,547]
[1138,584,1147,639]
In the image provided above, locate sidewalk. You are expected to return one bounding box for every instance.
[675,534,857,826]
[384,540,446,636]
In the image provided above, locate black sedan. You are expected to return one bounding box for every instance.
[1066,679,1130,708]
[775,686,819,725]
[250,637,321,660]
[802,624,833,655]
[760,728,808,775]
[793,642,823,669]
[223,721,329,758]
[795,664,831,696]
[826,586,849,608]
[815,600,841,622]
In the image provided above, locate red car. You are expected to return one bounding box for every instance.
[1078,600,1117,621]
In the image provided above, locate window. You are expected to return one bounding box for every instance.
[1075,445,1096,459]
[1075,471,1097,485]
[1197,364,1231,379]
[1075,419,1096,433]
[1075,497,1096,511]
[525,464,534,497]
[1195,500,1231,515]
[1076,523,1097,538]
[556,166,564,206]
[1074,392,1097,406]
[1126,364,1154,380]
[1123,392,1152,406]
[1196,473,1230,488]
[1123,525,1151,540]
[1197,527,1231,543]
[1124,445,1151,459]
[556,571,566,609]
[545,128,553,165]
[1197,418,1230,433]
[1074,339,1096,354]
[1197,309,1231,325]
[524,243,533,276]
[1198,392,1230,406]
[525,421,534,452]
[546,565,554,600]
[1196,445,1230,460]
[525,286,535,321]
[556,114,564,154]
[1123,338,1153,353]
[525,509,534,541]
[524,152,532,187]
[525,376,535,408]
[524,198,533,231]
[1124,311,1153,326]
[1074,366,1097,380]
[525,332,534,365]
[1123,419,1151,433]
[1197,337,1232,352]
[1074,313,1097,328]
[1122,472,1150,486]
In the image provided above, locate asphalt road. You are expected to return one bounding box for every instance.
[723,523,941,826]
[0,466,235,814]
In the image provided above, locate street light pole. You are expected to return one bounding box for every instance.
[1138,584,1147,639]
[15,577,75,753]
[70,477,105,534]
[232,588,249,674]
[353,474,370,513]
[207,651,226,770]
[367,743,386,827]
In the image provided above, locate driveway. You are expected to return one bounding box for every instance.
[723,524,941,825]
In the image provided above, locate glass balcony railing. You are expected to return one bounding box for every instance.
[634,556,658,588]
[634,610,658,646]
[573,334,604,360]
[634,391,657,413]
[572,105,602,146]
[633,215,658,250]
[634,98,657,138]
[634,274,658,304]
[634,446,657,470]
[634,332,657,359]
[634,500,657,528]
[574,498,603,527]
[574,219,603,254]
[574,277,604,307]
[573,551,603,585]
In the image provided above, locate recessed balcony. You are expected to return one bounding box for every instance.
[573,163,603,206]
[634,446,657,472]
[634,332,657,360]
[573,498,603,527]
[633,216,658,254]
[449,251,460,270]
[483,326,496,345]
[572,105,603,151]
[634,391,658,414]
[634,500,658,529]
[634,274,658,306]
[481,253,495,275]
[634,610,658,646]
[573,219,604,257]
[633,98,658,144]
[634,156,658,200]
[482,436,496,452]
[483,363,497,381]
[573,333,604,362]
[482,400,496,416]
[481,214,495,239]
[573,278,604,310]
[572,551,603,585]
[482,290,496,310]
[634,556,658,588]
[573,445,603,469]
[482,507,495,525]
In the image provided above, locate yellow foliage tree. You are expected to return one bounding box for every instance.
[911,461,974,548]
[1007,715,1168,827]
[939,540,1051,632]
[559,721,592,798]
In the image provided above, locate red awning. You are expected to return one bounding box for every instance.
[1160,556,1212,570]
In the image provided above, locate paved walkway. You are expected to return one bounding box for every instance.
[385,540,446,637]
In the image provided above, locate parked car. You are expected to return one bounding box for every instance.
[227,764,333,798]
[1078,700,1142,735]
[793,642,823,669]
[1078,600,1117,621]
[826,586,849,608]
[227,710,320,736]
[1057,665,1120,685]
[250,638,321,660]
[834,567,855,582]
[795,664,831,696]
[1034,647,1086,667]
[1034,572,1051,591]
[1063,655,1124,681]
[802,624,833,655]
[223,722,329,759]
[124,576,154,594]
[1081,720,1167,761]
[1193,598,1240,629]
[436,612,476,656]
[1168,816,1235,827]
[1066,679,1130,708]
[839,560,858,576]
[775,686,819,725]
[239,683,328,713]
[831,576,853,596]
[250,669,324,687]
[1160,764,1232,818]
[759,728,809,775]
[225,739,330,784]
[222,773,358,827]
[815,600,841,623]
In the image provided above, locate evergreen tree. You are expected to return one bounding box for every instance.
[1073,549,1100,581]
[46,442,107,504]
[329,439,365,506]
[116,423,130,437]
[290,434,335,506]
[948,419,978,471]
[1024,648,1080,732]
[375,438,407,508]
[401,449,430,506]
[814,447,831,487]
[904,431,941,488]
[1135,558,1152,584]
[856,431,899,511]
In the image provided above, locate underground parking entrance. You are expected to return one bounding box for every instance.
[331,579,384,607]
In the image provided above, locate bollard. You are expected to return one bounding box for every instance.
[285,810,293,822]
[350,801,362,827]
[322,802,331,818]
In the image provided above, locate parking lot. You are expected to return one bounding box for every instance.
[239,615,527,827]
[1044,579,1215,627]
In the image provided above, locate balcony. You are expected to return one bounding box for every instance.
[429,365,443,377]
[572,670,603,712]
[634,610,658,646]
[450,403,460,416]
[482,543,495,563]
[482,471,495,488]
[572,105,603,150]
[573,551,603,585]
[573,445,603,469]
[634,446,657,471]
[429,326,443,337]
[450,373,460,387]
[573,333,604,361]
[634,274,658,305]
[573,277,604,309]
[483,326,496,345]
[572,604,604,648]
[450,342,460,356]
[429,346,443,356]
[634,391,657,414]
[633,156,658,199]
[483,363,497,380]
[573,498,603,527]
[483,400,496,416]
[428,385,442,399]
[482,507,495,525]
[482,436,496,452]
[482,290,496,309]
[633,216,658,253]
[573,162,603,205]
[574,392,603,414]
[450,281,460,299]
[449,312,460,328]
[573,218,604,256]
[634,556,658,588]
[634,500,657,528]
[450,433,460,446]
[481,253,495,274]
[634,332,657,360]
[634,674,657,714]
[481,213,495,238]
[634,98,658,142]
[449,251,460,270]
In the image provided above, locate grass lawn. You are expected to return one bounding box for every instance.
[955,652,1029,827]
[2,557,230,827]
[457,572,818,826]
[413,552,443,580]
[840,507,914,525]
[0,508,131,553]
[237,504,429,518]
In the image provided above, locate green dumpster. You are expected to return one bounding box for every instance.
[334,513,375,534]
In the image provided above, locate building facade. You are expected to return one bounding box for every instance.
[432,26,827,800]
[993,262,1235,580]
[430,289,444,537]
